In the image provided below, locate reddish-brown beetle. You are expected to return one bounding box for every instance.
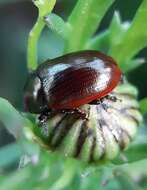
[24,50,121,120]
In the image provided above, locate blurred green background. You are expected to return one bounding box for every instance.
[0,0,146,146]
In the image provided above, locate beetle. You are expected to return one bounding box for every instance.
[24,50,121,121]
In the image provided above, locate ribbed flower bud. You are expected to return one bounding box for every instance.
[33,83,142,163]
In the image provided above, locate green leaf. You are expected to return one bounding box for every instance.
[80,172,102,190]
[44,13,69,39]
[27,0,56,70]
[0,98,26,138]
[115,172,143,190]
[121,159,147,181]
[50,159,79,190]
[125,58,145,72]
[87,30,109,52]
[87,11,130,53]
[0,98,34,139]
[109,11,123,44]
[0,167,30,190]
[109,11,130,50]
[0,98,39,158]
[33,0,56,17]
[65,0,115,52]
[140,98,147,114]
[110,0,147,71]
[0,143,22,168]
[0,150,83,190]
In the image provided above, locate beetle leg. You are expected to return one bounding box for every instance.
[105,94,122,102]
[38,113,48,124]
[100,100,109,110]
[38,109,53,136]
[38,108,51,124]
[60,108,88,120]
[89,99,108,110]
[89,99,101,105]
[89,94,121,111]
[105,94,117,102]
[90,94,121,104]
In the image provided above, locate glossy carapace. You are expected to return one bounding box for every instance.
[24,50,121,113]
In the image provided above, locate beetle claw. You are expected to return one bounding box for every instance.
[38,114,48,124]
[38,108,51,124]
[105,94,122,102]
[60,108,88,120]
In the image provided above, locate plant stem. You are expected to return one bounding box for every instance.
[27,0,56,70]
[27,17,45,71]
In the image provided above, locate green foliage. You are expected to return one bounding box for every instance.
[33,0,56,17]
[27,0,56,70]
[0,143,22,168]
[109,0,147,71]
[87,11,130,55]
[140,98,147,114]
[0,0,147,189]
[45,13,69,40]
[64,0,115,52]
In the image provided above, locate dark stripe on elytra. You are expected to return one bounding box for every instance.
[52,67,97,87]
[49,68,97,94]
[51,116,77,148]
[47,114,68,145]
[49,73,98,101]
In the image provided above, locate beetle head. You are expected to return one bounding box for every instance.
[24,73,47,114]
